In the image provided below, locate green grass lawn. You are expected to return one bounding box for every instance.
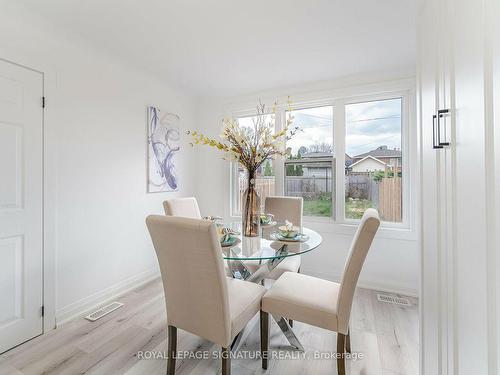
[345,198,374,219]
[303,199,332,217]
[301,198,374,218]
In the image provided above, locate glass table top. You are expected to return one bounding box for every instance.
[220,221,322,261]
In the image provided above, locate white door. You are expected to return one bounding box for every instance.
[420,0,495,372]
[0,60,43,353]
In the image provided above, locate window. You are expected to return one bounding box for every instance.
[284,106,334,217]
[232,115,275,215]
[345,98,403,222]
[229,90,410,228]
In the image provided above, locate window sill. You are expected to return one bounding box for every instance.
[229,214,417,241]
[303,217,417,241]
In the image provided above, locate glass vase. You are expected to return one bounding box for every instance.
[242,171,261,237]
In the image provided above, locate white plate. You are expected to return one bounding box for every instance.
[270,232,310,243]
[221,237,241,248]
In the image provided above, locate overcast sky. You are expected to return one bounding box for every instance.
[345,98,402,156]
[286,106,333,157]
[286,98,401,157]
[238,98,402,158]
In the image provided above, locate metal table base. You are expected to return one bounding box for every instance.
[226,244,304,352]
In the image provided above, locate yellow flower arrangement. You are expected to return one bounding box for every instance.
[187,98,300,175]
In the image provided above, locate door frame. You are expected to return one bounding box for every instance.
[0,55,57,333]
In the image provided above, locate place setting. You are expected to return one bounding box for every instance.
[216,225,241,248]
[259,213,277,228]
[270,220,310,243]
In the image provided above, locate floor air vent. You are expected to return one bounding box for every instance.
[377,294,411,307]
[85,302,124,321]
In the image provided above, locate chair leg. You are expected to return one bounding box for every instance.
[290,267,300,329]
[345,328,351,354]
[337,333,346,375]
[260,311,269,370]
[167,325,177,375]
[221,347,231,375]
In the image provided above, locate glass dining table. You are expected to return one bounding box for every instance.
[220,221,323,352]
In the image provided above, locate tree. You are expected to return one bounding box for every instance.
[372,170,402,182]
[285,149,304,176]
[298,146,308,156]
[263,160,273,176]
[295,150,303,176]
[307,142,333,154]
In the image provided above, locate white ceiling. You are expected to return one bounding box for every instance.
[18,0,416,97]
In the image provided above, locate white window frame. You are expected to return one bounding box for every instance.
[228,84,416,237]
[340,92,410,229]
[281,102,336,220]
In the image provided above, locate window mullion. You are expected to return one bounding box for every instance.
[274,109,285,196]
[334,99,346,222]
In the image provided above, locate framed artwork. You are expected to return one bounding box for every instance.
[147,106,180,192]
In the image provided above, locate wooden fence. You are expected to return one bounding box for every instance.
[345,169,402,222]
[238,177,275,212]
[237,171,402,222]
[345,173,379,202]
[284,176,332,199]
[378,175,402,222]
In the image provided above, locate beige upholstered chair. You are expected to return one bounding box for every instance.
[260,209,380,374]
[264,196,303,226]
[163,197,202,218]
[146,215,266,375]
[163,198,233,277]
[262,196,303,280]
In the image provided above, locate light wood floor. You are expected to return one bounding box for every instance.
[0,278,419,375]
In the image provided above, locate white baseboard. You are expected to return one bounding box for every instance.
[302,268,419,298]
[55,268,160,326]
[55,266,417,328]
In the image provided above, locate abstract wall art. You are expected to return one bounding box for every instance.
[147,106,180,192]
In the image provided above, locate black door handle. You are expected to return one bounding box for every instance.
[433,114,443,149]
[437,109,450,146]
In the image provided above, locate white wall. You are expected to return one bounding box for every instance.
[0,3,197,324]
[195,75,419,296]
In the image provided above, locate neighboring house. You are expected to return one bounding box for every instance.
[288,147,400,175]
[345,154,354,168]
[350,155,388,172]
[293,151,357,178]
[352,145,402,168]
[284,151,359,177]
[298,152,333,178]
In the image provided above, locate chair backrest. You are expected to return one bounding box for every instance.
[146,215,231,346]
[264,196,303,228]
[336,208,380,334]
[163,197,202,218]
